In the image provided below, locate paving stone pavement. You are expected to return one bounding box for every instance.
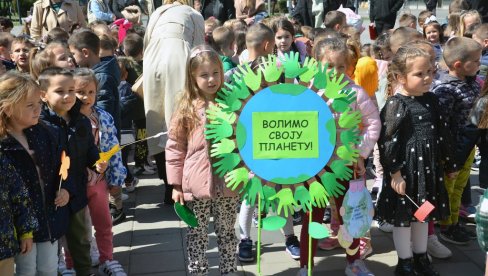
[111,166,485,276]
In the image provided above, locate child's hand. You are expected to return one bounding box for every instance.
[55,188,70,207]
[354,157,366,176]
[172,186,184,205]
[96,161,108,174]
[447,171,459,179]
[20,238,33,255]
[391,172,406,195]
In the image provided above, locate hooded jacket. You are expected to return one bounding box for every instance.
[40,100,100,213]
[93,56,122,136]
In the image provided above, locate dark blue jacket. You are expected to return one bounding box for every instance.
[0,123,70,243]
[119,80,145,131]
[0,152,38,259]
[40,100,100,214]
[93,56,121,137]
[479,50,488,81]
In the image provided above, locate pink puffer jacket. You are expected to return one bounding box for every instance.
[166,101,238,201]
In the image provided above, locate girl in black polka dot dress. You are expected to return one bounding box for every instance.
[376,45,457,276]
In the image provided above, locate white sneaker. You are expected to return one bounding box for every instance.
[427,234,452,259]
[98,260,127,276]
[61,268,76,275]
[90,237,100,266]
[58,251,67,274]
[142,164,156,174]
[121,193,129,201]
[345,259,375,276]
[378,221,394,233]
[125,177,139,193]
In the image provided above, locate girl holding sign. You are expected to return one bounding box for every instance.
[166,45,240,275]
[377,45,456,276]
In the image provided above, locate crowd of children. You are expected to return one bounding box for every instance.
[1,0,488,275]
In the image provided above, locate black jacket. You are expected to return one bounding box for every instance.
[0,123,71,242]
[40,100,100,214]
[201,0,235,22]
[292,0,314,27]
[370,0,404,22]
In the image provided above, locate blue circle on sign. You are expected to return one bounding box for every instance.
[236,84,336,185]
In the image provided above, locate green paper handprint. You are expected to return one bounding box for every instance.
[325,70,349,98]
[205,118,233,142]
[294,186,312,212]
[330,160,353,180]
[260,55,283,82]
[313,62,329,90]
[216,88,241,112]
[320,172,346,198]
[299,57,319,83]
[242,177,263,206]
[309,181,329,208]
[281,52,308,78]
[225,167,249,191]
[337,145,360,162]
[269,188,298,217]
[340,126,362,145]
[338,108,362,128]
[237,63,262,91]
[225,78,250,100]
[261,185,277,212]
[210,138,236,157]
[331,89,356,113]
[206,104,236,124]
[213,153,240,177]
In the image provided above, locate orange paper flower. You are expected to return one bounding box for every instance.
[59,151,70,180]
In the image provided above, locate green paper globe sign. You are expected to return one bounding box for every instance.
[205,52,363,276]
[174,202,198,228]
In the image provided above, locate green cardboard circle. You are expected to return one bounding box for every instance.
[262,216,287,231]
[174,202,199,228]
[309,222,330,239]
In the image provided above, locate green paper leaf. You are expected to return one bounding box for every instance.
[260,55,283,82]
[294,186,312,212]
[340,126,362,145]
[216,88,242,112]
[330,160,353,181]
[206,104,236,124]
[262,216,287,231]
[225,167,249,191]
[299,57,319,83]
[226,78,250,100]
[309,181,329,208]
[331,89,356,113]
[268,83,308,96]
[210,138,236,157]
[320,172,346,198]
[242,177,263,206]
[236,121,247,150]
[261,185,277,212]
[213,153,241,177]
[237,63,262,91]
[313,62,329,90]
[338,108,362,129]
[205,118,233,142]
[325,118,337,146]
[324,71,349,99]
[269,188,298,217]
[309,222,330,239]
[174,202,198,228]
[281,51,308,78]
[337,145,360,162]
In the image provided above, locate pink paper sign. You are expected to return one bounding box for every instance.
[414,201,435,222]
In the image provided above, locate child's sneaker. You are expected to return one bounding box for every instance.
[111,206,126,225]
[125,177,139,193]
[345,259,375,276]
[459,204,476,221]
[285,235,300,260]
[427,234,452,259]
[359,238,373,259]
[90,237,100,266]
[121,193,129,201]
[318,236,340,250]
[439,225,470,245]
[58,251,67,274]
[238,238,254,262]
[61,268,76,275]
[98,260,127,276]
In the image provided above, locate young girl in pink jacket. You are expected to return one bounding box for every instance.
[165,45,239,275]
[299,37,381,276]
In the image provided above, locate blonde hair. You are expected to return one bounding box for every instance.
[163,0,188,5]
[172,45,224,136]
[30,41,68,80]
[459,10,481,36]
[0,71,39,138]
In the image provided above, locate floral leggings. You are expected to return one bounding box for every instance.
[186,196,239,275]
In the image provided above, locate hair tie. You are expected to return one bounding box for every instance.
[190,49,212,59]
[424,15,438,25]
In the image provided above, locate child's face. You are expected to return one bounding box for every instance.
[194,61,222,100]
[275,29,293,53]
[74,78,97,114]
[424,25,440,44]
[53,46,75,69]
[399,56,433,95]
[459,50,482,77]
[10,42,31,69]
[464,14,480,31]
[9,88,42,130]
[41,75,76,115]
[320,50,348,76]
[69,45,89,68]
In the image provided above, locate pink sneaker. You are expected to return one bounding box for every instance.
[318,237,340,250]
[359,238,373,259]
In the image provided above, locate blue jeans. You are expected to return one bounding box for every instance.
[15,240,58,276]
